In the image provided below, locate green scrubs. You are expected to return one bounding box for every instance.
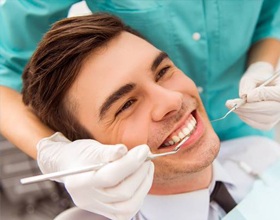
[1,0,279,140]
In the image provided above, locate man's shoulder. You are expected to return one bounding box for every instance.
[217,136,280,173]
[219,136,280,155]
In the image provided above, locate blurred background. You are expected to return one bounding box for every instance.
[0,134,74,220]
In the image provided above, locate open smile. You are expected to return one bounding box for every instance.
[158,111,197,149]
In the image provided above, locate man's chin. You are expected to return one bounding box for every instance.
[152,130,220,183]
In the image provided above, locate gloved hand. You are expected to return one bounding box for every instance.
[37,132,154,220]
[226,62,280,130]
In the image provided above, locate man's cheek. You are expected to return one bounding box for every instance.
[118,120,149,149]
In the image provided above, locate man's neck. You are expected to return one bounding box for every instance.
[149,164,213,195]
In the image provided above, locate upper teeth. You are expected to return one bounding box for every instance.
[163,115,197,147]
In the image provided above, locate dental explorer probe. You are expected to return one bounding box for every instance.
[211,69,280,122]
[20,136,189,185]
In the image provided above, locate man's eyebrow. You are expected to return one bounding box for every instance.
[151,51,169,71]
[99,52,168,120]
[99,83,136,120]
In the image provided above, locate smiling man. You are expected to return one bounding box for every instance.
[22,13,280,220]
[65,30,219,195]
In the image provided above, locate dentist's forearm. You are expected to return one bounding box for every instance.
[247,38,280,68]
[0,86,54,159]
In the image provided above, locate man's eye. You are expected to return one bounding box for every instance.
[156,66,170,82]
[115,99,136,116]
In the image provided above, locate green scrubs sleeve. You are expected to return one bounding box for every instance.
[0,0,79,92]
[252,0,280,43]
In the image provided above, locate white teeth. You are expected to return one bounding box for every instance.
[172,135,180,143]
[183,127,190,135]
[169,140,174,145]
[178,132,185,139]
[162,115,197,147]
[187,122,193,131]
[191,118,196,126]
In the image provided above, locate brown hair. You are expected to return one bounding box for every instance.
[22,13,141,141]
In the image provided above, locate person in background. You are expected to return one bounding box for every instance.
[22,13,280,220]
[0,0,280,218]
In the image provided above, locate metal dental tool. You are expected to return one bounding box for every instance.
[20,136,189,185]
[211,69,280,123]
[211,99,246,123]
[146,135,189,160]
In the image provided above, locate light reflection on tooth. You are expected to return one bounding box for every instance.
[178,132,185,139]
[191,120,195,127]
[187,123,193,131]
[183,127,190,136]
[192,121,196,128]
[172,135,180,143]
[191,118,196,126]
[169,140,174,145]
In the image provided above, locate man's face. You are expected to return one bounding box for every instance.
[68,32,219,193]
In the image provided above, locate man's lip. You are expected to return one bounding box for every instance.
[157,110,196,149]
[156,110,203,153]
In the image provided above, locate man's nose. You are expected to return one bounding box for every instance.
[150,85,183,121]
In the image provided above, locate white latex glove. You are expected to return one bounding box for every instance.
[226,62,280,130]
[37,132,154,220]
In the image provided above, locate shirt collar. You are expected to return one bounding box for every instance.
[138,160,236,220]
[139,188,210,220]
[210,160,236,192]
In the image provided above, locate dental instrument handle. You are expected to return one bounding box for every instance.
[20,163,107,185]
[233,69,280,109]
[21,155,160,185]
[236,69,280,108]
[21,152,169,185]
[259,69,280,87]
[21,136,189,185]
